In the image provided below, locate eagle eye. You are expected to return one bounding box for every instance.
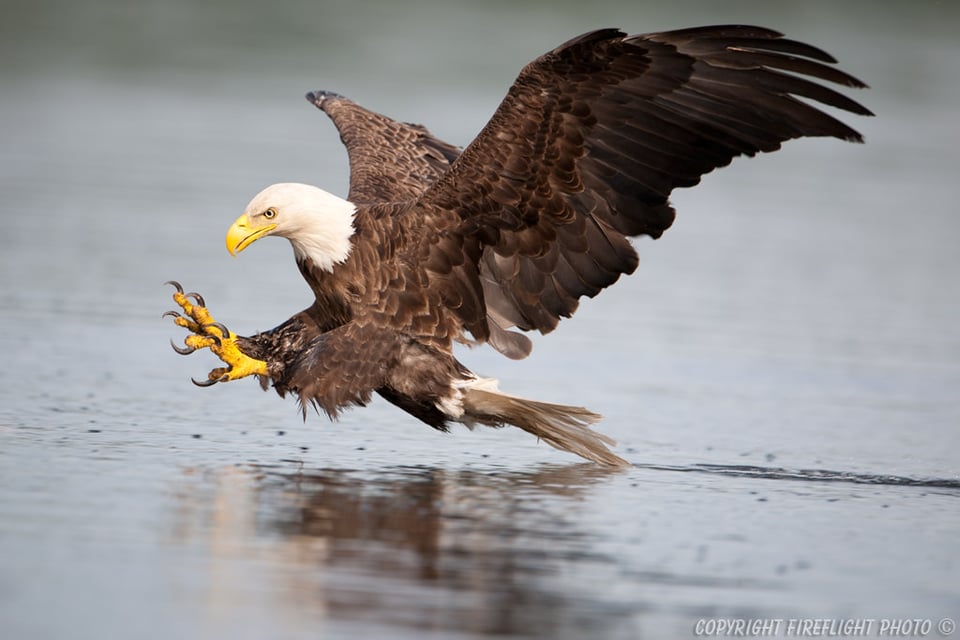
[263,208,277,219]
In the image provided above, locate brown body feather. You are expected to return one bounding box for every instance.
[231,26,870,465]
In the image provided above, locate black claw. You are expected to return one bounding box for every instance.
[205,322,231,339]
[164,280,184,293]
[186,292,205,307]
[170,338,196,355]
[162,310,182,320]
[192,375,224,388]
[196,329,222,347]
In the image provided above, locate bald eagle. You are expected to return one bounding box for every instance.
[166,26,871,466]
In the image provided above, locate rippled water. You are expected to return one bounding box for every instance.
[2,1,959,638]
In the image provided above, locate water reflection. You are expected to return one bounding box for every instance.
[164,459,960,637]
[169,463,637,638]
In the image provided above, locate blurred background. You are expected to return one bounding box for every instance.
[1,1,958,638]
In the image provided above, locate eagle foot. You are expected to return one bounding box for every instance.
[164,281,268,386]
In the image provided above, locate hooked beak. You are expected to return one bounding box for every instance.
[226,213,277,256]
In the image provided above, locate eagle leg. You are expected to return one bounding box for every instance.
[164,281,268,385]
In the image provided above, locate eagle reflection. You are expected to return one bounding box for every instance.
[172,462,631,637]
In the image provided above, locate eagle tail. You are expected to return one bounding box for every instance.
[461,386,629,467]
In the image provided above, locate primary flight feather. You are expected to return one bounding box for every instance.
[166,25,871,465]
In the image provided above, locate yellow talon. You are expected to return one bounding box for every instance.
[172,290,216,329]
[166,284,268,383]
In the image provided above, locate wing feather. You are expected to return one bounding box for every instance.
[306,91,461,203]
[398,25,870,357]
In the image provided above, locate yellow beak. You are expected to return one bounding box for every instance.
[225,213,277,256]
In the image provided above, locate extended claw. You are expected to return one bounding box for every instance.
[204,322,231,339]
[170,338,196,355]
[165,281,268,385]
[191,375,225,387]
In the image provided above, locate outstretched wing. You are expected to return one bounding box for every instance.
[409,25,872,358]
[306,91,461,203]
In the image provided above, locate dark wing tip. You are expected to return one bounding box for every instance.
[305,90,346,109]
[843,130,867,144]
[636,24,785,40]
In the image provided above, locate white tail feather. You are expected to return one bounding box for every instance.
[461,387,629,467]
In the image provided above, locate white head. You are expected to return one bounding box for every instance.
[225,182,356,272]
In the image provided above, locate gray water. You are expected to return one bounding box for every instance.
[2,1,959,638]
